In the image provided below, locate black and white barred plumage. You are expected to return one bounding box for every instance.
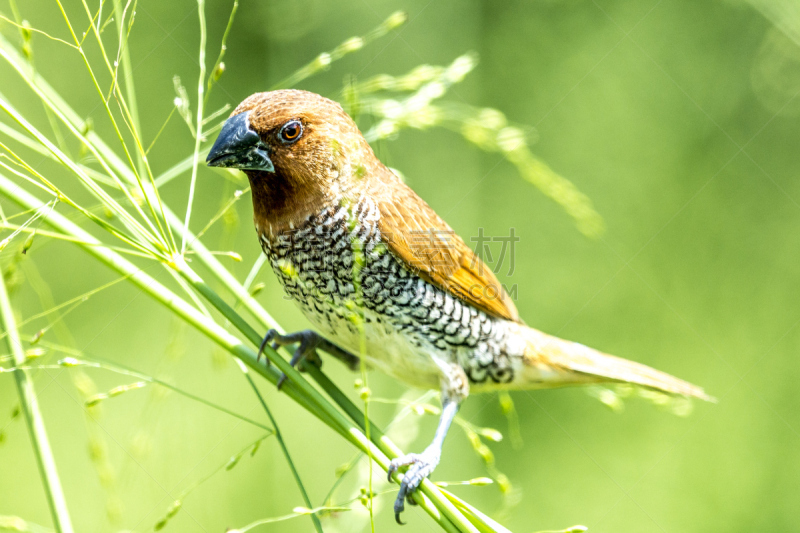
[258,196,524,393]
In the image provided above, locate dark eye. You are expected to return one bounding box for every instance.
[279,120,303,143]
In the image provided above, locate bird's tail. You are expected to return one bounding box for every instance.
[515,325,713,401]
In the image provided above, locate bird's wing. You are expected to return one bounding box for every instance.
[372,177,520,322]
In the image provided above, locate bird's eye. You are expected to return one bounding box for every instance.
[279,120,303,143]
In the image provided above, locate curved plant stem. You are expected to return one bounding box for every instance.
[181,0,207,256]
[0,257,74,533]
[240,365,323,533]
[112,0,146,182]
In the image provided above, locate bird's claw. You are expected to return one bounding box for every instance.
[388,452,439,525]
[257,329,322,390]
[256,329,276,365]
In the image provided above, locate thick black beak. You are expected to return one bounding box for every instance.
[206,112,275,172]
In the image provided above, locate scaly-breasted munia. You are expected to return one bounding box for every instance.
[206,89,711,523]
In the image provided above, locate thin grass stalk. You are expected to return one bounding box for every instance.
[204,0,238,105]
[181,0,208,256]
[54,1,176,252]
[77,0,179,253]
[0,224,152,259]
[0,91,163,256]
[3,360,272,433]
[0,255,74,533]
[111,0,146,181]
[269,11,407,90]
[0,175,468,533]
[240,364,323,533]
[32,345,274,431]
[347,204,376,530]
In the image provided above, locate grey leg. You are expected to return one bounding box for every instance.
[257,329,360,389]
[388,399,460,524]
[388,361,469,524]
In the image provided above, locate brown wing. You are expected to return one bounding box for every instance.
[370,176,520,323]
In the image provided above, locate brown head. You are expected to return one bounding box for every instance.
[206,90,383,236]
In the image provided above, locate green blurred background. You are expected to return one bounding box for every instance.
[1,0,799,531]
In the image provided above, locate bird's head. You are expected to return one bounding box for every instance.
[206,89,379,232]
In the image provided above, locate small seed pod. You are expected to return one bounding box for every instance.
[212,61,226,82]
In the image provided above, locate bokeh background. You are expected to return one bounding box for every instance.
[1,0,799,532]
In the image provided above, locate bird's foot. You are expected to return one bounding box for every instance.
[387,451,440,524]
[256,329,360,389]
[257,329,322,389]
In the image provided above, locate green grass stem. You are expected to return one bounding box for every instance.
[180,0,208,256]
[240,365,324,533]
[0,250,74,533]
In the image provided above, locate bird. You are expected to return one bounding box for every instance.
[206,89,712,524]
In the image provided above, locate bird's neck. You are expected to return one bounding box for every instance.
[247,170,366,239]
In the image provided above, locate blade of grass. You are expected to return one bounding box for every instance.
[5,352,273,433]
[238,361,324,533]
[204,0,239,105]
[269,11,407,90]
[55,1,177,252]
[112,0,146,181]
[0,224,153,258]
[440,491,513,533]
[181,0,208,256]
[0,252,74,533]
[152,432,272,530]
[0,89,165,257]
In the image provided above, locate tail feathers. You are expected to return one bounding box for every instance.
[521,327,714,402]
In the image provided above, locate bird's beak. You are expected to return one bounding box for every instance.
[206,112,275,172]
